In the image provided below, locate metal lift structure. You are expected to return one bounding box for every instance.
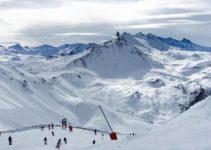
[98,105,118,140]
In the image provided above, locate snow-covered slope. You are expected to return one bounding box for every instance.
[90,95,211,150]
[69,35,162,79]
[1,32,211,149]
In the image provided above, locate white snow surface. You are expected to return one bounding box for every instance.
[1,32,211,149]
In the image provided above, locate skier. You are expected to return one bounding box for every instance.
[56,138,62,149]
[41,126,44,131]
[51,123,54,130]
[0,132,1,136]
[8,136,12,145]
[43,137,47,145]
[61,118,67,128]
[68,125,73,132]
[92,139,96,145]
[51,131,55,136]
[63,137,67,144]
[102,133,104,139]
[48,124,51,130]
[94,129,97,135]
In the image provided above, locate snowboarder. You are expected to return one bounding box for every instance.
[51,123,54,130]
[43,137,47,145]
[63,137,67,144]
[92,139,96,145]
[56,138,62,149]
[8,136,12,145]
[94,129,97,135]
[51,131,55,136]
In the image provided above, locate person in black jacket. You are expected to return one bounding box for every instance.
[43,137,47,145]
[51,131,55,136]
[56,138,62,149]
[63,137,67,144]
[8,136,12,145]
[92,139,96,145]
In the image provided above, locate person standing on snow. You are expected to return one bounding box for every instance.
[63,137,67,144]
[48,124,51,130]
[68,125,73,132]
[8,136,12,145]
[51,123,54,130]
[56,138,62,149]
[41,126,44,131]
[43,137,47,145]
[92,139,96,145]
[94,129,97,135]
[61,118,67,128]
[51,131,55,136]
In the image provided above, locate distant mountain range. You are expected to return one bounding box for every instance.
[1,32,211,57]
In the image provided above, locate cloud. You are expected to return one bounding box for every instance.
[51,32,102,36]
[0,0,211,46]
[0,0,61,9]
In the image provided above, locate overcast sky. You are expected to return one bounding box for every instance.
[0,0,211,46]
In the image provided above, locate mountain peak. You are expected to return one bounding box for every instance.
[9,43,24,51]
[135,32,145,37]
[181,38,192,43]
[146,33,157,39]
[38,44,55,49]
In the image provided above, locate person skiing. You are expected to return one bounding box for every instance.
[61,118,67,128]
[63,137,67,144]
[43,137,47,145]
[56,138,62,149]
[48,124,51,130]
[51,123,54,130]
[8,136,12,145]
[102,133,104,139]
[0,132,1,136]
[41,126,44,131]
[92,139,96,145]
[94,129,97,135]
[51,131,55,136]
[68,125,72,132]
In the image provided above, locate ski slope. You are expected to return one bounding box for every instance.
[0,127,130,150]
[1,95,211,150]
[0,32,211,149]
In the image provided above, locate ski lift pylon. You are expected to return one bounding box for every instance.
[98,105,118,140]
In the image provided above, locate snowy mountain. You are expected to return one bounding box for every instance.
[3,32,211,58]
[5,43,90,57]
[58,43,89,56]
[135,32,211,51]
[1,32,211,149]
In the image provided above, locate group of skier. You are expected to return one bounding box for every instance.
[43,136,67,148]
[42,121,69,148]
[2,117,107,148]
